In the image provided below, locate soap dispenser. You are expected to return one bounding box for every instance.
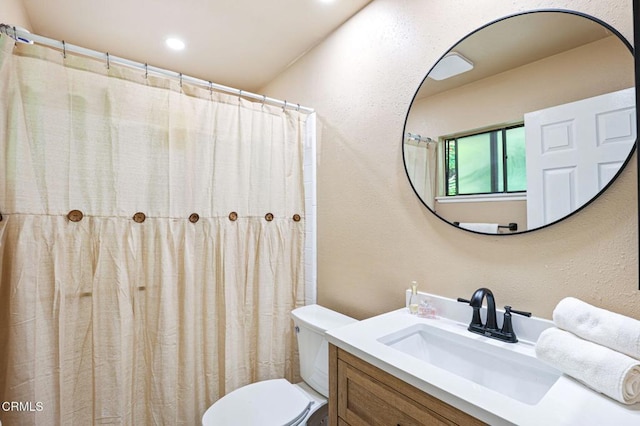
[408,281,419,314]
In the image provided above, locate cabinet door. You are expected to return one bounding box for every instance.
[337,359,454,426]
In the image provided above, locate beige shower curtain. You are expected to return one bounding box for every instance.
[0,35,305,425]
[404,139,438,210]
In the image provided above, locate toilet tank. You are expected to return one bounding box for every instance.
[291,304,357,398]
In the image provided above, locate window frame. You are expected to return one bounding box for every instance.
[444,124,526,197]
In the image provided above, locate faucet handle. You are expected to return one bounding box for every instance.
[458,297,484,327]
[505,306,531,317]
[500,306,532,343]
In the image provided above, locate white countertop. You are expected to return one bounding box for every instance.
[325,294,640,426]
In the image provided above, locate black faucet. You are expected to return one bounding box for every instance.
[457,288,531,343]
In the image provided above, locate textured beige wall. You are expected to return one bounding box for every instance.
[0,0,32,30]
[262,0,639,321]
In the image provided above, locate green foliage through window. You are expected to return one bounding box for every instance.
[445,125,526,196]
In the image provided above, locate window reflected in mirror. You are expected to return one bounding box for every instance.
[445,125,526,196]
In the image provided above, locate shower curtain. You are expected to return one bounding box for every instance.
[404,139,438,210]
[0,35,305,425]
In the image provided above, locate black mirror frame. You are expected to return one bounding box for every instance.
[403,9,637,236]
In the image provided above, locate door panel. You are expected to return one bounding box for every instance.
[525,88,636,228]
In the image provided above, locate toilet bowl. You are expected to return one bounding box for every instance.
[201,304,357,426]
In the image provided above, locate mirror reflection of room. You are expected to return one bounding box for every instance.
[404,11,636,234]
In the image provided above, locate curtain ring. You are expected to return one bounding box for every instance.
[238,90,243,102]
[62,40,66,59]
[296,103,300,112]
[209,81,213,96]
[144,63,148,79]
[106,52,110,70]
[261,95,267,109]
[179,73,183,88]
[282,100,287,112]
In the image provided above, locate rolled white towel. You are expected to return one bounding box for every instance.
[536,328,640,404]
[553,297,640,360]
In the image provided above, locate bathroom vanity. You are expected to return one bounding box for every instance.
[329,344,484,425]
[326,293,640,426]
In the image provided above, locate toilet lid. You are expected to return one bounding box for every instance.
[202,379,313,426]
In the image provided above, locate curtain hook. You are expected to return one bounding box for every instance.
[283,100,287,112]
[106,52,110,70]
[62,40,66,59]
[261,95,267,108]
[296,103,300,112]
[208,81,213,97]
[179,73,183,88]
[144,63,148,79]
[238,89,243,102]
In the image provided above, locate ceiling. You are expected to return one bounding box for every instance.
[416,11,621,99]
[19,0,372,92]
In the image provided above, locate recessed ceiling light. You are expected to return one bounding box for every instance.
[165,37,185,51]
[428,52,474,81]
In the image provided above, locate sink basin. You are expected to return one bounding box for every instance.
[378,323,560,405]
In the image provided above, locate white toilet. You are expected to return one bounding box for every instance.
[202,304,357,426]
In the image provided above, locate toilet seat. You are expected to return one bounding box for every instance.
[201,379,314,426]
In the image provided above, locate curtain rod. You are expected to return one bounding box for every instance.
[0,24,314,114]
[405,132,435,144]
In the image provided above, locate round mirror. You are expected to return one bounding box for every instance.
[403,10,636,235]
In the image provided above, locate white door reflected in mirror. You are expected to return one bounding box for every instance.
[525,88,636,228]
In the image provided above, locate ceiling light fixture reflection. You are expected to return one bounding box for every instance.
[428,52,474,81]
[165,37,185,51]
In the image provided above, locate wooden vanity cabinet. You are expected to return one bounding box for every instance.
[328,344,486,426]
